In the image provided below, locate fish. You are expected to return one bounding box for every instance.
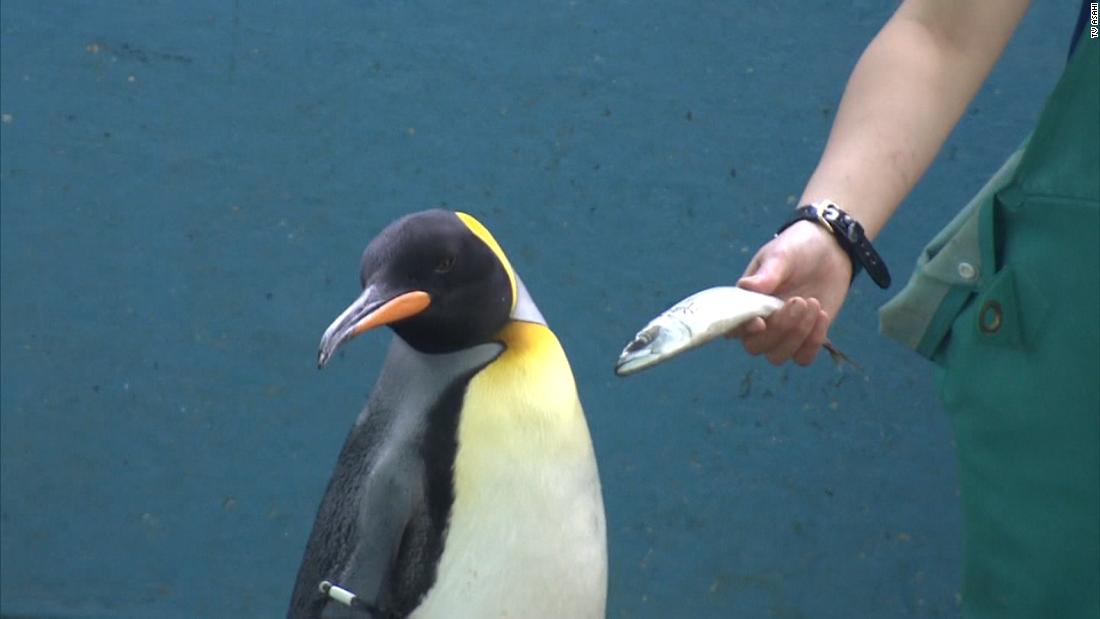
[614,286,855,377]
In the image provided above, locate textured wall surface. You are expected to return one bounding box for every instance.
[0,1,1078,617]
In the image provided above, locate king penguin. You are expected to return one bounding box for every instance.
[288,209,607,619]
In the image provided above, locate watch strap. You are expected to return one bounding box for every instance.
[777,200,891,289]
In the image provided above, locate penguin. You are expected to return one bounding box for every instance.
[288,209,607,619]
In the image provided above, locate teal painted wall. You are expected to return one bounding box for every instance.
[0,1,1078,617]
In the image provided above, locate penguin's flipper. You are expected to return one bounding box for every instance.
[289,425,423,619]
[333,455,425,613]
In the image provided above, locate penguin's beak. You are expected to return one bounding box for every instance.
[317,287,432,368]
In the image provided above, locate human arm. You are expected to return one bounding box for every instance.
[735,0,1032,365]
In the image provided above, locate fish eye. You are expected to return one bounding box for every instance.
[434,255,456,274]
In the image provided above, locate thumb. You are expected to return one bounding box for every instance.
[737,253,789,294]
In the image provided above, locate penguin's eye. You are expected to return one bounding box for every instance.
[434,255,456,274]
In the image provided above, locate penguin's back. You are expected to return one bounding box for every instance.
[411,320,607,619]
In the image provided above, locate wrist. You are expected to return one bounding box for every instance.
[777,200,892,289]
[787,220,854,283]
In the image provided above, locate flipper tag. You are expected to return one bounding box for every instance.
[318,580,388,617]
[319,580,359,607]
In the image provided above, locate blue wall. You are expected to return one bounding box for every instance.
[0,2,1077,617]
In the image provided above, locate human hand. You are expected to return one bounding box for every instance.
[730,220,853,365]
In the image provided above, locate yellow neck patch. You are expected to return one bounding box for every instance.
[453,321,590,501]
[456,212,517,313]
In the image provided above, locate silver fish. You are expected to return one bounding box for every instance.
[614,286,852,376]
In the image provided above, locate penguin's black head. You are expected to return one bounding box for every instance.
[318,209,516,363]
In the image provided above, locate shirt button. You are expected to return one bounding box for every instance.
[957,262,978,281]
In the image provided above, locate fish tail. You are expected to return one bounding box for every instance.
[823,341,863,373]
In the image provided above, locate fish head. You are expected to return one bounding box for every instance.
[614,316,692,376]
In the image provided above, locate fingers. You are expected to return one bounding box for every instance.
[764,298,816,365]
[740,297,808,356]
[740,297,825,365]
[739,252,763,280]
[793,308,830,366]
[737,252,789,295]
[724,316,766,340]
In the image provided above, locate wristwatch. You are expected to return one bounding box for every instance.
[776,200,891,289]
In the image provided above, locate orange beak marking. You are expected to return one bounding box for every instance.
[351,290,431,336]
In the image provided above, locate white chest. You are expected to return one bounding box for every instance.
[412,445,607,619]
[411,322,607,618]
